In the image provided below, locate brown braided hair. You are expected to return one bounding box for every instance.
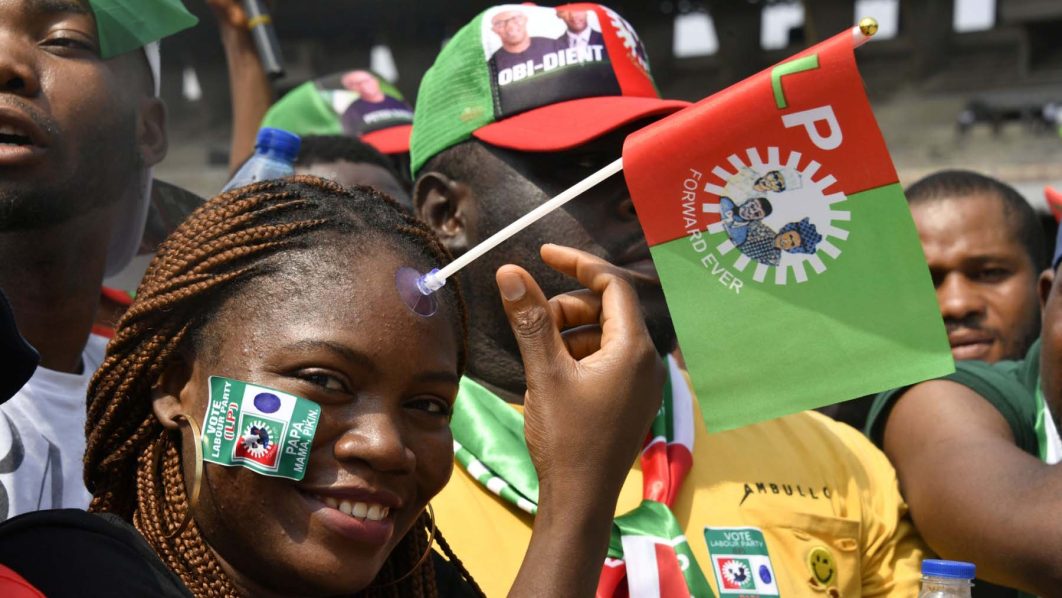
[84,176,483,597]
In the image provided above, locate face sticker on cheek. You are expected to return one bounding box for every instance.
[201,376,322,481]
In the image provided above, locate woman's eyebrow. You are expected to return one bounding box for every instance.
[282,339,378,373]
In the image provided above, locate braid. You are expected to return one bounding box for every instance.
[84,176,474,597]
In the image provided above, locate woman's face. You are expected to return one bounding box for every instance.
[172,244,461,596]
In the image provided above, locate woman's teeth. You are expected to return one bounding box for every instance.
[314,495,390,521]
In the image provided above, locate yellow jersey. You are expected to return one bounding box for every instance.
[434,398,926,597]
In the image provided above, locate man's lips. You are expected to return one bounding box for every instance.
[948,330,995,360]
[0,106,50,167]
[615,245,661,285]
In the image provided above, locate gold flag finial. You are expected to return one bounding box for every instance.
[858,17,879,37]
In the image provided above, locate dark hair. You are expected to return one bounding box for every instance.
[906,169,1048,270]
[296,135,408,186]
[747,196,773,217]
[84,176,480,597]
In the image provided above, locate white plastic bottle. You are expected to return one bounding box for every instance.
[919,559,975,598]
[221,127,301,193]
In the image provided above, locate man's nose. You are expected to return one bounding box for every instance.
[937,273,987,322]
[0,34,41,97]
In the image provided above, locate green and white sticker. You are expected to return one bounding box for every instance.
[704,527,780,597]
[202,376,321,481]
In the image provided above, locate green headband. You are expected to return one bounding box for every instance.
[87,0,198,59]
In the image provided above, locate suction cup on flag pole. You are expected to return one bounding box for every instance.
[396,267,441,317]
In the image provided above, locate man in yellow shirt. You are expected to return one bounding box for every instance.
[410,3,927,595]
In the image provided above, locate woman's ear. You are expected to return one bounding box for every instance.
[152,353,194,430]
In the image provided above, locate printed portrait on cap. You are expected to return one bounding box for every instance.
[481,4,648,116]
[261,70,414,155]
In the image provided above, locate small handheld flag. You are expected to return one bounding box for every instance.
[622,23,952,431]
[202,377,321,481]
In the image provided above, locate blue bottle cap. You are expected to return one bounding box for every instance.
[921,559,975,579]
[254,127,301,162]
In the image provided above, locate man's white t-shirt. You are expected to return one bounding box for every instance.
[0,334,107,521]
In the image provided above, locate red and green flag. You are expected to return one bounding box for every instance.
[623,27,953,432]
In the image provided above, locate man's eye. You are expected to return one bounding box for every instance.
[43,36,96,53]
[974,268,1011,282]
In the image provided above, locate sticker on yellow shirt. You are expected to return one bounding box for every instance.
[704,527,779,597]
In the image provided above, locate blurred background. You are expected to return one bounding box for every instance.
[154,0,1062,210]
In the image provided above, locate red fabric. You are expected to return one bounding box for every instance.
[597,560,630,598]
[623,29,896,247]
[100,286,133,306]
[0,565,46,598]
[655,545,693,598]
[473,96,688,152]
[361,124,412,155]
[1046,186,1062,222]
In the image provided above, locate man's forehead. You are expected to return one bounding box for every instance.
[15,0,91,16]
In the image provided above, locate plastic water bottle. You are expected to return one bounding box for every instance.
[221,127,301,193]
[919,559,974,598]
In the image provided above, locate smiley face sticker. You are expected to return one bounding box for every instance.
[807,546,837,587]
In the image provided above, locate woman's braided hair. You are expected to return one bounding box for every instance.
[84,176,483,597]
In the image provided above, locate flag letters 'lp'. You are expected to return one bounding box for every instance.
[623,28,953,432]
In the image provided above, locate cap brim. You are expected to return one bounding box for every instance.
[472,96,691,152]
[362,124,413,155]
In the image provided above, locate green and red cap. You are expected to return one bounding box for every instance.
[261,70,414,155]
[410,2,690,174]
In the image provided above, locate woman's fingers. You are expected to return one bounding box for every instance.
[496,265,570,386]
[549,290,601,330]
[540,244,650,352]
[560,326,603,360]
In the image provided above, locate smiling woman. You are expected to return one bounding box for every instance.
[0,176,666,598]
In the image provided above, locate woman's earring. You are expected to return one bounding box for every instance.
[161,414,203,539]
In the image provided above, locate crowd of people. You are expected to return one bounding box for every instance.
[0,1,1058,597]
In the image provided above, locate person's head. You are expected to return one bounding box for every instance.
[754,170,786,192]
[556,8,588,33]
[491,10,529,50]
[83,177,476,597]
[295,135,410,206]
[775,218,820,254]
[907,169,1045,362]
[341,69,384,102]
[738,197,772,221]
[411,4,689,369]
[0,0,179,272]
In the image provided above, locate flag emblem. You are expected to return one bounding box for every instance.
[703,146,848,285]
[718,558,755,590]
[234,418,282,468]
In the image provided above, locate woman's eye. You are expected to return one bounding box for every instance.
[299,372,347,392]
[407,397,452,417]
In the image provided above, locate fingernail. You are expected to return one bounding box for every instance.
[498,274,526,301]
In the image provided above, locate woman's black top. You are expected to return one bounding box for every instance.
[0,509,477,597]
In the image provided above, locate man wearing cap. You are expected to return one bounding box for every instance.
[865,190,1061,596]
[488,9,559,75]
[555,8,605,49]
[339,70,414,138]
[411,4,927,596]
[0,0,195,520]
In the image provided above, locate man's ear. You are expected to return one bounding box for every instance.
[152,353,194,431]
[138,97,168,168]
[414,171,473,254]
[1040,268,1056,311]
